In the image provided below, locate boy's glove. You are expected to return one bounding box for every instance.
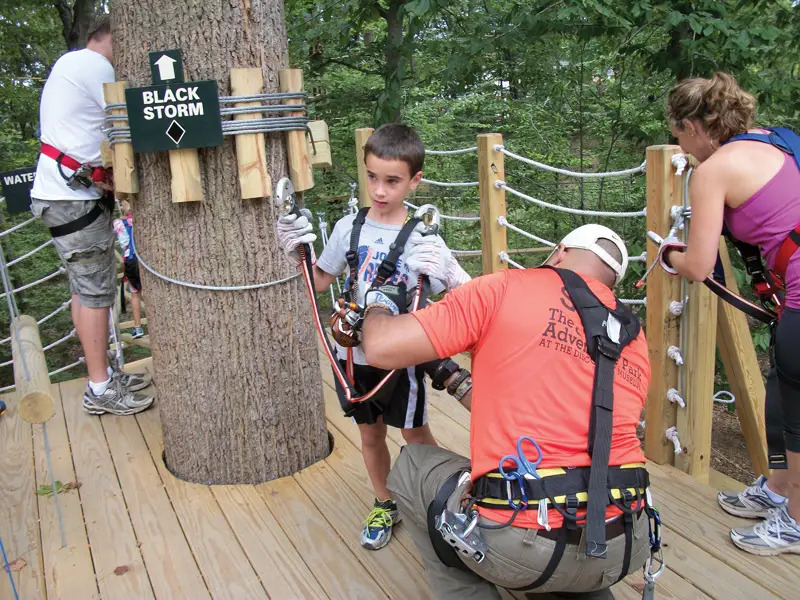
[405,227,471,290]
[657,236,687,275]
[276,211,316,267]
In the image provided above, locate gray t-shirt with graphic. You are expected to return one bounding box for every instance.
[317,212,446,364]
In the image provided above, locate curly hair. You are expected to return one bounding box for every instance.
[667,72,756,143]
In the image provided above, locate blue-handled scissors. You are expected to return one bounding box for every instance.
[498,436,543,509]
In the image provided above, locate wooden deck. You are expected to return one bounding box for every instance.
[2,356,799,600]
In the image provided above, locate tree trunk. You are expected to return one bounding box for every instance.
[109,0,329,484]
[56,0,98,50]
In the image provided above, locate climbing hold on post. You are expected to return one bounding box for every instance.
[669,300,684,316]
[665,427,683,454]
[667,388,686,408]
[671,154,688,176]
[667,345,684,366]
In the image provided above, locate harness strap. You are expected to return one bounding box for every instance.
[373,216,422,288]
[40,143,105,182]
[345,208,369,302]
[426,470,471,572]
[775,225,800,283]
[47,202,105,238]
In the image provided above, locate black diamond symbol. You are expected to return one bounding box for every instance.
[166,120,186,145]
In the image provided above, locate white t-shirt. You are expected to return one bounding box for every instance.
[317,212,446,364]
[31,49,115,201]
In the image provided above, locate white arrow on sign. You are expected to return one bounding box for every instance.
[154,54,177,81]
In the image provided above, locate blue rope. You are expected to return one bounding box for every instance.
[0,534,20,600]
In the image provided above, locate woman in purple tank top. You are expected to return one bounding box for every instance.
[663,72,800,556]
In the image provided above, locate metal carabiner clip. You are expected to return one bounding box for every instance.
[504,472,528,510]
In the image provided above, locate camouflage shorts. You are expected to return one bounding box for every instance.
[31,199,116,308]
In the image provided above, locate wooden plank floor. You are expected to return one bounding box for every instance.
[1,356,798,600]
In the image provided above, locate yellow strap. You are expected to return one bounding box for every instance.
[478,487,646,507]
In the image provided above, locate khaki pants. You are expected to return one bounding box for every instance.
[387,445,650,600]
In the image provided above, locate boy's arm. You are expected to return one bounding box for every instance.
[312,265,337,291]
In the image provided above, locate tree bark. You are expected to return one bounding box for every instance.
[109,0,329,484]
[56,0,98,50]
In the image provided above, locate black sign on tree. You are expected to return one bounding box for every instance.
[1,167,36,214]
[125,49,223,154]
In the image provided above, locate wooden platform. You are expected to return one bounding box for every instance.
[2,357,799,600]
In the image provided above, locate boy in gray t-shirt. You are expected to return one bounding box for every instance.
[277,124,472,550]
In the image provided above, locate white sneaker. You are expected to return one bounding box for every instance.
[83,382,154,416]
[717,475,785,519]
[730,504,800,556]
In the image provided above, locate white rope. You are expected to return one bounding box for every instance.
[669,300,685,316]
[495,145,646,179]
[0,267,65,300]
[498,181,647,218]
[0,299,73,345]
[619,298,646,306]
[629,252,646,263]
[404,201,480,222]
[7,239,54,267]
[498,251,525,270]
[713,390,736,405]
[0,357,85,391]
[0,216,38,238]
[134,247,300,292]
[665,426,683,454]
[672,154,688,177]
[497,216,556,247]
[425,146,478,155]
[451,249,482,257]
[667,345,684,366]
[667,387,686,408]
[41,329,76,352]
[420,178,478,188]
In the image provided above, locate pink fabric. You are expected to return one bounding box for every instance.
[725,155,800,309]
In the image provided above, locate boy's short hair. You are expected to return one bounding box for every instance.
[88,15,111,42]
[363,124,424,176]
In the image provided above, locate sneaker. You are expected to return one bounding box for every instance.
[718,475,786,519]
[730,505,800,556]
[83,382,154,416]
[360,499,400,550]
[130,326,145,339]
[112,369,153,392]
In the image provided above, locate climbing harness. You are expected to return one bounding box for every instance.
[426,266,659,591]
[40,142,108,190]
[275,177,438,403]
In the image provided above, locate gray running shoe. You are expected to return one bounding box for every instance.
[360,499,401,550]
[130,326,145,339]
[113,369,152,392]
[83,383,154,416]
[718,475,785,519]
[730,504,800,556]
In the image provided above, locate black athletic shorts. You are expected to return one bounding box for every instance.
[123,257,142,292]
[333,359,428,429]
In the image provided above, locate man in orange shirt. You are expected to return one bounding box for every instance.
[361,225,653,599]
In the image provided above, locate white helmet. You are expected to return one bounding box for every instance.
[553,224,629,286]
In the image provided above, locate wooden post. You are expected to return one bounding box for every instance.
[355,128,373,208]
[643,145,684,465]
[306,120,332,169]
[477,133,507,275]
[278,69,313,191]
[10,315,55,424]
[100,141,113,169]
[168,149,203,203]
[230,68,272,200]
[103,81,139,194]
[676,279,717,482]
[716,239,769,476]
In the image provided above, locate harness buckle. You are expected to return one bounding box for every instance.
[435,509,488,563]
[66,164,95,190]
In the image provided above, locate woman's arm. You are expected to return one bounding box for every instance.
[667,162,727,281]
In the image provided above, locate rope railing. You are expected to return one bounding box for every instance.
[420,178,479,188]
[41,329,76,352]
[0,299,72,345]
[495,145,646,179]
[425,146,478,156]
[0,357,85,392]
[0,267,65,300]
[497,181,647,218]
[497,216,556,247]
[7,239,54,267]
[403,201,480,222]
[620,298,647,306]
[498,251,525,270]
[451,249,482,257]
[0,216,38,238]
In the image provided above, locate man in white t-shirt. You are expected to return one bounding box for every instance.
[30,15,153,416]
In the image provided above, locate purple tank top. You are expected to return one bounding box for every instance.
[724,155,800,309]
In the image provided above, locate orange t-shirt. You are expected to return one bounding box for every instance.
[412,268,650,528]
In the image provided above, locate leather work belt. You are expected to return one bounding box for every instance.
[472,464,649,511]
